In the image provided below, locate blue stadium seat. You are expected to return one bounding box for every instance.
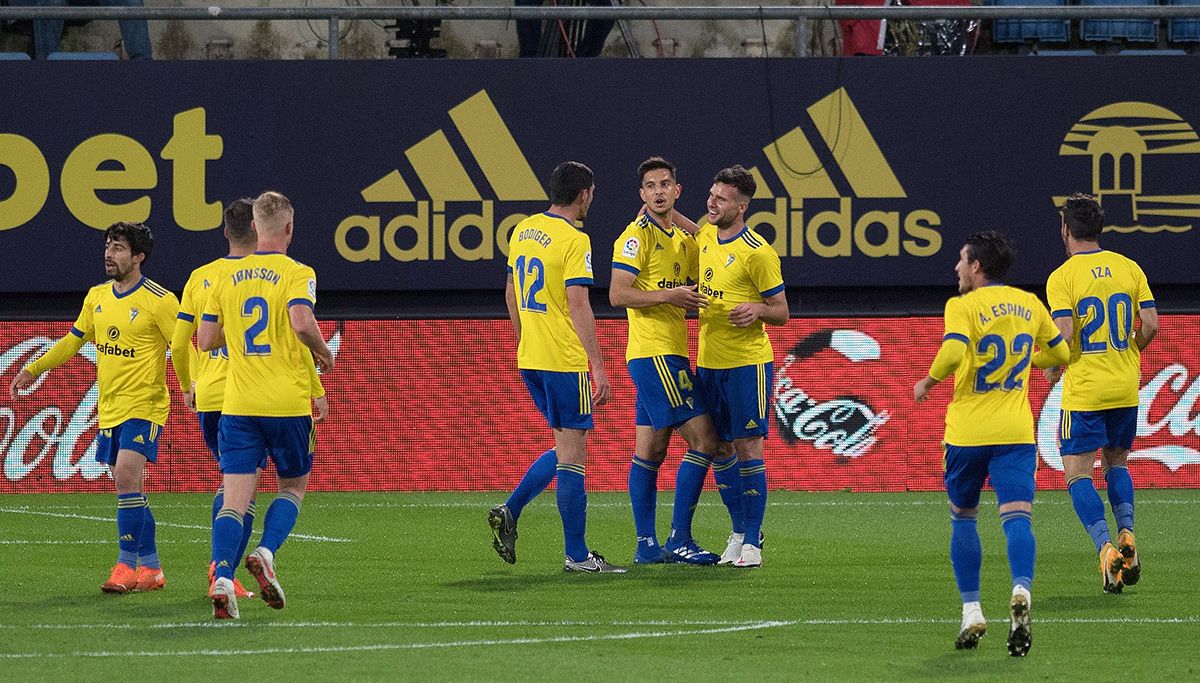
[46,51,120,60]
[0,52,32,60]
[988,0,1070,44]
[1168,0,1200,43]
[1080,0,1158,43]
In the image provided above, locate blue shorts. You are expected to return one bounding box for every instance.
[943,443,1036,510]
[218,415,314,478]
[95,419,162,465]
[521,369,593,431]
[1059,407,1137,456]
[697,363,773,442]
[198,411,222,460]
[628,355,708,431]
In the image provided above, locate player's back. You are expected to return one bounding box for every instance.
[204,252,316,417]
[507,212,594,372]
[944,285,1061,446]
[1046,249,1154,411]
[611,214,696,361]
[179,257,243,412]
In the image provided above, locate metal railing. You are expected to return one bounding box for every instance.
[2,5,1199,59]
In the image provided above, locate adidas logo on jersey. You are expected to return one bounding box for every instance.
[94,304,102,312]
[738,88,942,259]
[338,90,546,264]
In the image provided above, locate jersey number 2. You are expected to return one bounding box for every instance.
[242,297,272,356]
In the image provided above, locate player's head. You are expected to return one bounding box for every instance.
[252,191,295,245]
[223,197,257,248]
[638,157,680,220]
[104,222,153,281]
[1059,192,1104,246]
[957,230,1015,294]
[548,161,595,219]
[708,165,755,229]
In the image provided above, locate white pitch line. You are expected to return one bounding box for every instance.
[0,507,352,543]
[0,539,208,546]
[0,621,790,659]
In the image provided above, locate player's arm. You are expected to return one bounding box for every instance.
[1135,306,1158,351]
[10,328,87,399]
[308,359,328,423]
[505,272,521,343]
[567,284,611,407]
[197,318,224,352]
[915,298,968,403]
[731,249,788,327]
[289,304,334,373]
[671,209,703,236]
[729,290,789,327]
[158,292,192,403]
[609,268,705,311]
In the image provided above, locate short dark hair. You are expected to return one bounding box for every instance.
[638,156,676,184]
[1060,193,1104,241]
[713,165,756,199]
[105,222,154,263]
[963,230,1016,282]
[224,198,256,246]
[548,161,594,205]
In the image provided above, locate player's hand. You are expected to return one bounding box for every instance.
[636,203,648,218]
[9,369,34,400]
[314,348,335,374]
[1043,366,1064,385]
[313,395,329,423]
[591,368,612,407]
[728,303,763,327]
[182,387,197,413]
[913,377,936,403]
[663,285,708,311]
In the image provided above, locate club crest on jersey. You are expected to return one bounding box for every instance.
[129,308,140,323]
[725,254,736,268]
[622,238,640,259]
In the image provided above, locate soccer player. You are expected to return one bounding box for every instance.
[1045,194,1158,594]
[198,191,335,619]
[693,166,789,568]
[609,156,721,565]
[171,198,329,601]
[488,161,626,573]
[914,231,1068,657]
[9,222,182,594]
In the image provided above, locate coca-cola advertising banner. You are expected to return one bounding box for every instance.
[2,317,1197,494]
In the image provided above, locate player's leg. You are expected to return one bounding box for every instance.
[245,416,315,609]
[990,444,1036,656]
[1101,407,1139,585]
[210,415,266,618]
[728,363,771,569]
[630,423,671,563]
[124,421,164,591]
[1060,410,1123,592]
[665,413,720,564]
[698,367,745,552]
[944,444,987,650]
[104,433,147,594]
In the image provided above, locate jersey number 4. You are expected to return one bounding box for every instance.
[242,296,272,356]
[974,333,1033,393]
[514,255,547,313]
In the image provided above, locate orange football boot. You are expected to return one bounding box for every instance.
[101,563,138,594]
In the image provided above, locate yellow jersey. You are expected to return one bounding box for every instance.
[611,214,698,361]
[1046,249,1155,411]
[507,212,594,372]
[935,285,1065,446]
[201,252,318,417]
[28,277,178,429]
[695,224,785,369]
[177,256,324,413]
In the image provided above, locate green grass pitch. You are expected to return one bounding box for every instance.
[1,490,1198,680]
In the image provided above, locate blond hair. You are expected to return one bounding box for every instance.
[252,191,293,234]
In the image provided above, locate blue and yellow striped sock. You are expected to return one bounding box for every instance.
[506,449,557,521]
[137,495,160,569]
[628,455,660,541]
[1104,466,1135,532]
[711,456,744,534]
[260,492,302,554]
[669,450,712,544]
[1068,476,1111,552]
[212,509,243,582]
[236,499,257,566]
[116,493,144,568]
[739,460,767,548]
[556,463,588,562]
[1000,509,1035,591]
[950,510,982,603]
